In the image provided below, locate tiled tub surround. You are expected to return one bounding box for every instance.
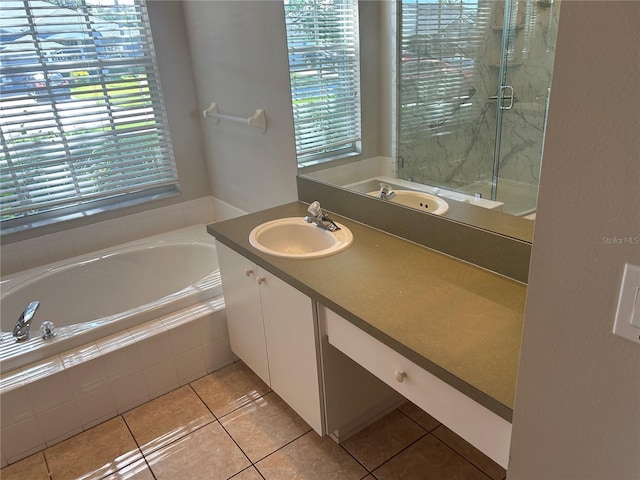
[0,297,233,467]
[0,226,234,466]
[1,224,222,373]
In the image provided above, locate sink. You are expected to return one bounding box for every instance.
[249,217,353,259]
[368,190,449,215]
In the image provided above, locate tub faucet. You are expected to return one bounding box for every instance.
[376,183,396,201]
[13,301,40,342]
[304,201,340,232]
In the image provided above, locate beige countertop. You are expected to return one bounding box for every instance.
[207,202,526,421]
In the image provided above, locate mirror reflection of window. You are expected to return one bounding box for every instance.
[400,0,490,137]
[284,0,363,168]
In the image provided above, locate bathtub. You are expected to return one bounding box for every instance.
[1,224,234,466]
[0,224,223,373]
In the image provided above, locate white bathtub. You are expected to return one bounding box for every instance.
[0,224,223,373]
[0,224,234,465]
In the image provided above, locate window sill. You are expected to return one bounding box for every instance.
[1,188,180,240]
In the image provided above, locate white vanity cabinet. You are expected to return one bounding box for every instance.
[215,241,324,435]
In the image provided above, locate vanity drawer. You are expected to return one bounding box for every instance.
[324,308,511,469]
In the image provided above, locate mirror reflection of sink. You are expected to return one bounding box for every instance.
[249,217,353,259]
[368,190,449,215]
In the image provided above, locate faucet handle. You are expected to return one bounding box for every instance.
[13,301,40,342]
[307,201,323,217]
[377,183,396,200]
[23,301,40,320]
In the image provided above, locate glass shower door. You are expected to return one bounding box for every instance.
[397,0,560,217]
[492,0,559,216]
[397,0,496,191]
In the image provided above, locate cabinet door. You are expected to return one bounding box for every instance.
[216,242,270,385]
[259,271,324,435]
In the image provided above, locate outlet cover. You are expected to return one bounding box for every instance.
[613,263,640,344]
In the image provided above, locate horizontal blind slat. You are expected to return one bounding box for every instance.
[399,0,491,136]
[0,0,178,222]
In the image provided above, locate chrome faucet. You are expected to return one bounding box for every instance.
[304,201,340,232]
[13,301,40,342]
[376,183,396,201]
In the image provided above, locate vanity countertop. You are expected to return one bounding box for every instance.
[207,202,526,421]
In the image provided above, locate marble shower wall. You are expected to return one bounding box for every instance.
[398,0,560,192]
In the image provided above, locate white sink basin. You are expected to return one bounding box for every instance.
[249,217,353,259]
[368,190,449,215]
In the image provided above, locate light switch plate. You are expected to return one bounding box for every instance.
[613,263,640,344]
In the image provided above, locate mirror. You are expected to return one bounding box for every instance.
[298,0,560,243]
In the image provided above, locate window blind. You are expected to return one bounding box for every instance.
[283,0,362,166]
[0,0,178,226]
[400,0,491,136]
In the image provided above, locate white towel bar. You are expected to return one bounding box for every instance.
[203,102,267,132]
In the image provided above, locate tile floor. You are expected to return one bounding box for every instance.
[1,360,507,480]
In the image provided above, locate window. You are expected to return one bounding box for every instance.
[0,0,178,229]
[283,0,362,167]
[400,0,490,136]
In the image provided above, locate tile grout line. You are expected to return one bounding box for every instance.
[119,413,159,480]
[364,429,430,477]
[206,389,313,478]
[118,389,219,464]
[186,381,268,479]
[396,407,503,479]
[339,408,433,477]
[428,431,497,480]
[226,465,266,480]
[337,442,375,476]
[41,451,53,480]
[186,377,318,479]
[396,406,442,433]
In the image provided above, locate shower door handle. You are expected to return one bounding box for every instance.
[500,85,514,110]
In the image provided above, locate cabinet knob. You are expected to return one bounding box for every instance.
[394,370,407,383]
[244,268,254,277]
[256,276,266,285]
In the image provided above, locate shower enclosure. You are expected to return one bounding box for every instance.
[397,0,560,216]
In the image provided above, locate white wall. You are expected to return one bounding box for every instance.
[147,1,211,204]
[181,0,387,212]
[181,1,299,213]
[508,2,640,478]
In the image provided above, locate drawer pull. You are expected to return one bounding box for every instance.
[394,370,407,383]
[244,268,254,277]
[256,276,266,285]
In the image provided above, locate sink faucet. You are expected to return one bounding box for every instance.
[304,201,341,232]
[13,301,40,342]
[376,183,396,201]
